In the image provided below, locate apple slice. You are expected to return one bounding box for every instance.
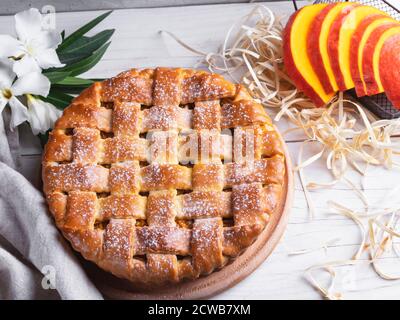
[362,25,400,96]
[380,34,400,109]
[283,4,335,107]
[328,5,385,91]
[308,2,357,94]
[349,15,396,97]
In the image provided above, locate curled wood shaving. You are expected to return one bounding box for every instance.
[161,4,400,299]
[368,210,400,280]
[306,205,400,299]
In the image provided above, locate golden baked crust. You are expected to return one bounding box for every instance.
[42,67,285,286]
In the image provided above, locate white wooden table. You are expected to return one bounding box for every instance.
[3,1,400,299]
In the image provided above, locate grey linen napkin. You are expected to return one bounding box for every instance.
[0,111,103,300]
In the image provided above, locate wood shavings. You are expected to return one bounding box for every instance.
[304,200,400,299]
[161,4,400,299]
[304,258,372,300]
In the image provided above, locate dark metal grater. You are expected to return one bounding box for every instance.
[290,0,400,119]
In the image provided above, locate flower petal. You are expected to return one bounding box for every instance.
[0,98,8,114]
[0,35,23,58]
[0,59,16,89]
[8,96,29,130]
[12,72,50,97]
[27,95,61,135]
[47,101,62,124]
[35,48,64,69]
[14,8,42,42]
[36,30,63,49]
[12,55,41,77]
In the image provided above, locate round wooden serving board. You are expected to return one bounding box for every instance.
[86,129,294,299]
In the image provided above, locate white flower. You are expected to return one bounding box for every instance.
[0,60,50,129]
[26,94,61,135]
[0,8,64,76]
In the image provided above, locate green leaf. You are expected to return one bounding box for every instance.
[55,42,110,77]
[41,90,73,109]
[58,35,89,65]
[52,85,91,95]
[55,76,94,86]
[57,11,112,52]
[53,77,95,94]
[61,30,65,40]
[43,71,71,84]
[59,29,114,60]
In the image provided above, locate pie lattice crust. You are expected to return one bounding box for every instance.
[42,67,286,286]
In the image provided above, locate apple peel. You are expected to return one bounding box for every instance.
[379,33,400,109]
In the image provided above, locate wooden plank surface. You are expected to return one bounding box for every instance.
[0,0,287,15]
[4,1,400,299]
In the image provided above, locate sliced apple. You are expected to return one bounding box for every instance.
[328,5,385,91]
[308,2,357,94]
[361,25,400,96]
[349,15,396,97]
[379,34,400,109]
[283,4,334,107]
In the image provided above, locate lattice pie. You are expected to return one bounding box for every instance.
[42,67,286,286]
